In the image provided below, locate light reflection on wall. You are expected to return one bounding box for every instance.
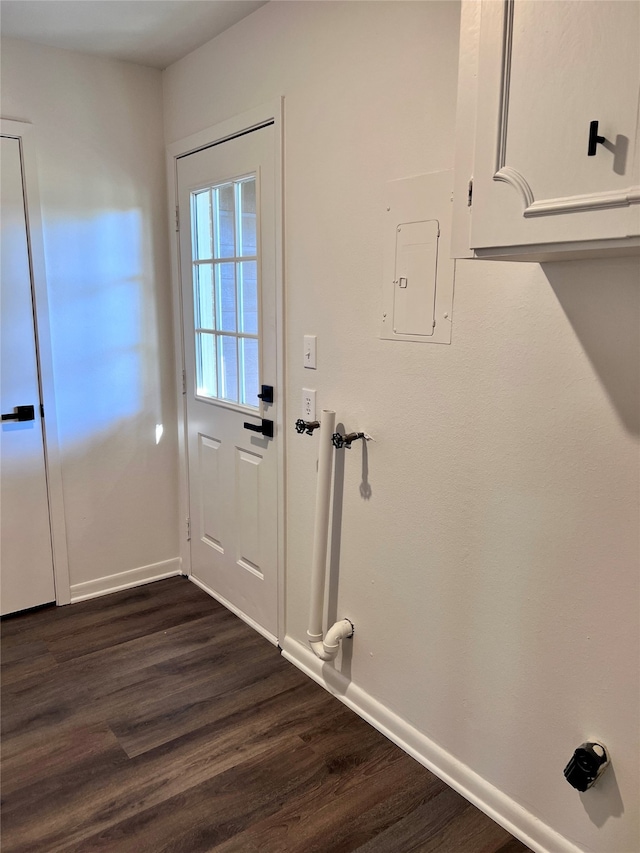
[45,210,144,444]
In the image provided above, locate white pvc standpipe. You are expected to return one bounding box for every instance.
[307,410,335,644]
[307,409,354,661]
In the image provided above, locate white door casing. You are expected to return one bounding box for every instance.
[0,123,69,614]
[170,104,284,643]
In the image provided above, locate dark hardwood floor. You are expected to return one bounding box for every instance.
[1,578,532,852]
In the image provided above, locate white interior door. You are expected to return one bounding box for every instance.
[1,135,56,616]
[177,123,279,641]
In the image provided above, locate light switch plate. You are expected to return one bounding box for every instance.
[304,335,317,368]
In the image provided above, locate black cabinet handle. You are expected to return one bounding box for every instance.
[2,405,35,422]
[243,418,274,438]
[588,120,605,156]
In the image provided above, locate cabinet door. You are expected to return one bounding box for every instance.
[470,0,640,251]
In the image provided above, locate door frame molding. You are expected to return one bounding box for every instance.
[166,100,286,642]
[1,118,71,606]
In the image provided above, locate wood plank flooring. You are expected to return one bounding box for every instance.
[1,578,532,852]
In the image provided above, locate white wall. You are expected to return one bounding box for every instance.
[163,3,639,852]
[1,38,179,592]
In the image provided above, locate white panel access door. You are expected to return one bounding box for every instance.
[177,122,279,640]
[0,135,56,616]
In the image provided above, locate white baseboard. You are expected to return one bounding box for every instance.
[188,574,278,647]
[281,635,582,853]
[69,558,182,603]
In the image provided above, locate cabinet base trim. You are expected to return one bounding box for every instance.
[494,167,640,219]
[524,185,640,218]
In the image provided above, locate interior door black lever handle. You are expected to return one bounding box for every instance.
[2,405,35,422]
[244,418,274,438]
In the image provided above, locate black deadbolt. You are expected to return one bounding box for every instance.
[257,385,274,404]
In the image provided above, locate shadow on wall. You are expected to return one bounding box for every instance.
[542,257,640,437]
[579,762,625,828]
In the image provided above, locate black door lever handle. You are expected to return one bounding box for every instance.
[2,405,35,422]
[244,418,274,438]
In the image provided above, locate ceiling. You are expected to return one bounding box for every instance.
[0,0,269,69]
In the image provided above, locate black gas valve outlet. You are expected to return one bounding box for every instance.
[563,742,609,792]
[295,419,320,435]
[332,431,365,450]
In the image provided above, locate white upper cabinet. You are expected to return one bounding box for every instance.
[452,0,640,261]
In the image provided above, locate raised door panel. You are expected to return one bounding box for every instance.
[470,0,640,251]
[235,448,263,578]
[198,434,224,552]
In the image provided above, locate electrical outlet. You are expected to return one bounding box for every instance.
[302,389,316,420]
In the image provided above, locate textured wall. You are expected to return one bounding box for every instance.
[1,38,179,586]
[163,3,639,851]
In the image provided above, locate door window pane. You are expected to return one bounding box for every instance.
[215,263,236,332]
[239,178,257,257]
[193,191,212,260]
[213,183,235,259]
[196,332,217,397]
[190,174,260,409]
[194,264,214,329]
[239,337,259,407]
[219,335,238,403]
[238,261,258,334]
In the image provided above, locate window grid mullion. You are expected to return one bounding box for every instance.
[213,190,223,393]
[191,176,259,410]
[194,329,257,340]
[233,182,240,404]
[212,187,220,289]
[208,189,214,302]
[193,256,257,265]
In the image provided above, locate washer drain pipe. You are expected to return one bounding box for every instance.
[307,409,354,661]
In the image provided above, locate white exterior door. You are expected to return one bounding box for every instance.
[177,123,280,641]
[0,134,56,616]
